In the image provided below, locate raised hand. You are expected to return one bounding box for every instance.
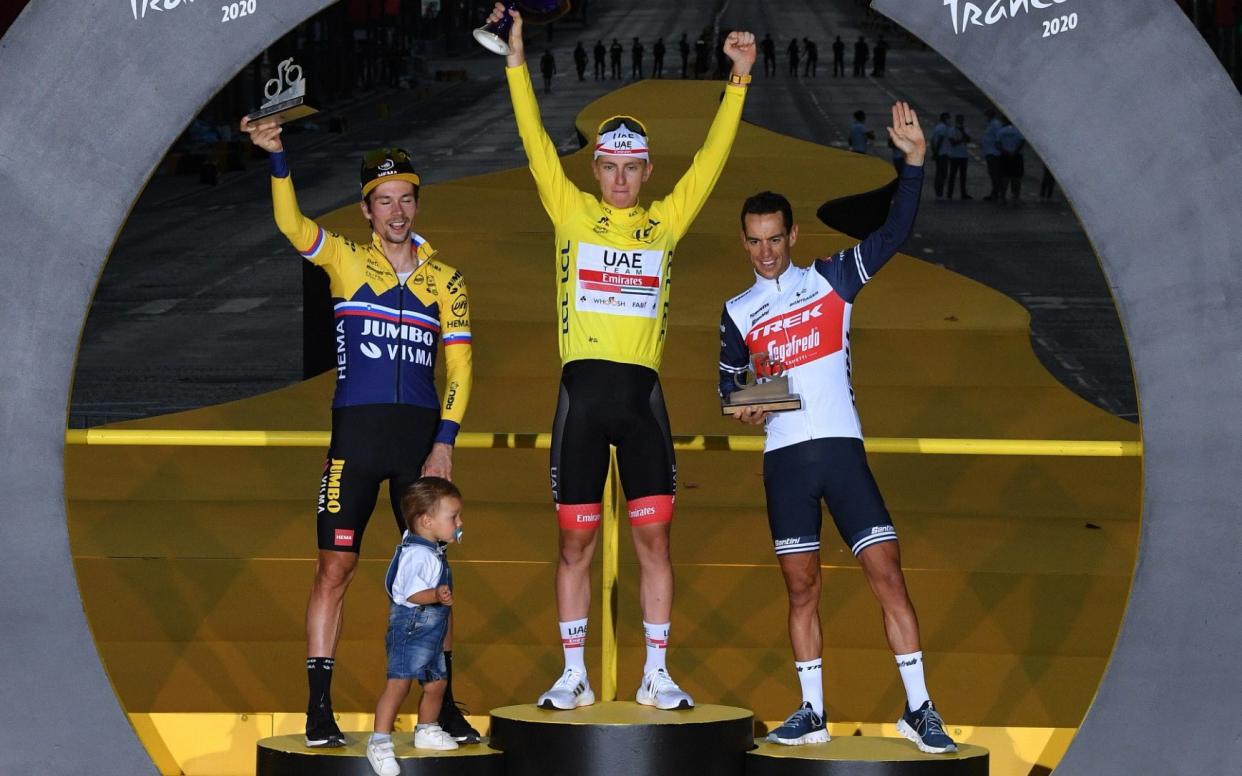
[240,116,283,154]
[723,30,757,76]
[886,102,925,166]
[486,1,525,67]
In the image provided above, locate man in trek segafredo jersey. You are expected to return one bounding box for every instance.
[719,103,957,756]
[487,1,755,713]
[241,116,477,749]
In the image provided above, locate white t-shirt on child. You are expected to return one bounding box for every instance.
[389,531,445,608]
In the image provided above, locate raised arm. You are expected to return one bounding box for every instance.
[815,102,925,303]
[660,31,756,239]
[487,2,581,223]
[240,116,343,268]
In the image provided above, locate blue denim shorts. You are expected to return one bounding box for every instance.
[385,601,450,683]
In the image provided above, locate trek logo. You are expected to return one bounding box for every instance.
[131,0,194,19]
[747,296,844,370]
[750,304,823,340]
[897,656,921,667]
[944,0,1072,35]
[333,529,355,548]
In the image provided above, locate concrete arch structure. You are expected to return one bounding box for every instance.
[872,1,1242,773]
[0,1,1238,774]
[0,2,334,772]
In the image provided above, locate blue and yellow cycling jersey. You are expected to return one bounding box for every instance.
[269,157,472,444]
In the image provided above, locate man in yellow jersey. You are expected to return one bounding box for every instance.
[485,2,755,711]
[240,118,477,747]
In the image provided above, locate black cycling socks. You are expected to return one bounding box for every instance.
[307,657,335,710]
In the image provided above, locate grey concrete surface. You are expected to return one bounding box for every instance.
[873,0,1242,773]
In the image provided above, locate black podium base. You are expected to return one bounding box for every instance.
[489,701,755,776]
[255,734,504,776]
[745,738,989,776]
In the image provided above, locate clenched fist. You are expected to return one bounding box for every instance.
[723,30,757,76]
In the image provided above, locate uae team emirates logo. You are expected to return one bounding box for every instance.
[746,295,845,368]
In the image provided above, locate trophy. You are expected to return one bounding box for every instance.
[245,58,317,125]
[721,352,802,416]
[473,0,573,56]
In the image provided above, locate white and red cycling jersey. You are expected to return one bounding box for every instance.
[719,166,924,453]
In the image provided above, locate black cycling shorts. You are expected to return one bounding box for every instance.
[549,359,677,507]
[316,404,438,553]
[763,437,897,557]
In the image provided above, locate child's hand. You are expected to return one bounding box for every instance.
[436,585,454,606]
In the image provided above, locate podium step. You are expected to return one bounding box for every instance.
[745,738,989,776]
[489,701,754,776]
[256,734,503,776]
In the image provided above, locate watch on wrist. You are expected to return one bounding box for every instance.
[728,72,752,86]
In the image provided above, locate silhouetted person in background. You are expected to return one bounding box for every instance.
[848,110,875,153]
[762,33,777,76]
[930,112,950,199]
[981,108,1002,200]
[803,38,818,77]
[574,42,588,81]
[873,35,889,76]
[947,114,971,199]
[832,36,845,77]
[715,31,730,78]
[997,117,1026,203]
[694,33,709,78]
[653,37,666,78]
[853,36,869,77]
[679,33,690,78]
[540,49,557,93]
[631,37,645,79]
[594,40,606,80]
[787,37,801,76]
[610,38,623,79]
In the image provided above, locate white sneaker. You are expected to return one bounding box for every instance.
[366,738,401,776]
[635,668,694,710]
[413,723,459,751]
[536,666,596,710]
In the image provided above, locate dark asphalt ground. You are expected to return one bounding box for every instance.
[69,0,1137,427]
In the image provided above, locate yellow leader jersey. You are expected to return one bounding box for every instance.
[506,63,747,370]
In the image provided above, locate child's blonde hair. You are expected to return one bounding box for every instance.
[400,476,462,532]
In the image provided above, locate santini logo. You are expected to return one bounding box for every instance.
[131,0,195,19]
[944,0,1071,35]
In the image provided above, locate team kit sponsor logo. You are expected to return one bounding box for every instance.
[318,458,346,515]
[574,242,665,319]
[357,318,435,365]
[746,295,846,369]
[944,0,1073,35]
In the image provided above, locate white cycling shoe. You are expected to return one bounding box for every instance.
[536,666,596,710]
[635,668,694,710]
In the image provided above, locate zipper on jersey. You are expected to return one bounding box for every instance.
[395,278,405,403]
